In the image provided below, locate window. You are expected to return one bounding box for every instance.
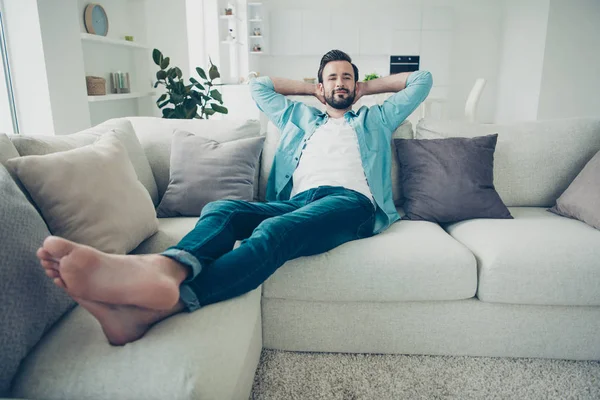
[0,1,18,134]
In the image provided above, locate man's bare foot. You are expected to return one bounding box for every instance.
[37,236,191,310]
[73,297,185,346]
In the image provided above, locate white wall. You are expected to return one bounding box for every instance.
[38,0,90,134]
[145,0,190,79]
[537,0,600,120]
[186,0,206,79]
[254,0,504,122]
[2,0,54,134]
[495,0,549,123]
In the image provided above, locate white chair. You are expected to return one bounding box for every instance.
[464,78,486,123]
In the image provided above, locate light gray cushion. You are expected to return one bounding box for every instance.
[445,207,600,306]
[9,119,159,206]
[416,117,600,207]
[127,117,262,203]
[0,133,19,164]
[156,131,265,217]
[132,217,199,255]
[6,133,158,255]
[549,149,600,230]
[0,164,75,396]
[263,211,477,302]
[394,134,512,223]
[11,288,262,400]
[258,112,413,205]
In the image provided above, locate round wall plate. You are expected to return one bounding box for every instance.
[84,4,109,36]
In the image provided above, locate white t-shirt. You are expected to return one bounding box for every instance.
[290,116,375,206]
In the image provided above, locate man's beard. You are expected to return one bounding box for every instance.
[325,88,355,110]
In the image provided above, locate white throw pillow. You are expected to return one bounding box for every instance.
[6,132,158,254]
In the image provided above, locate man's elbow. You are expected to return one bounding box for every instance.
[416,70,433,88]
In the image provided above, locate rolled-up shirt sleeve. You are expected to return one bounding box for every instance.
[249,76,297,132]
[378,70,433,134]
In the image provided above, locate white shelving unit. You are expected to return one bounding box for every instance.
[247,2,264,55]
[80,33,150,49]
[80,24,158,126]
[87,91,157,102]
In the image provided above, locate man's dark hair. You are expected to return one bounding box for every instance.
[317,49,359,84]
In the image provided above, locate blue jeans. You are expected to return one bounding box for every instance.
[161,186,376,311]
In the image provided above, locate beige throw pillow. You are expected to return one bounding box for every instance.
[9,119,159,206]
[6,132,158,254]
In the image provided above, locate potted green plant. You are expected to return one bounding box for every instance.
[153,49,228,119]
[363,72,380,82]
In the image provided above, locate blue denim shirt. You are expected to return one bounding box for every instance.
[249,70,433,234]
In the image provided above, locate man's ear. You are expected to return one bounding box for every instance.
[318,83,324,95]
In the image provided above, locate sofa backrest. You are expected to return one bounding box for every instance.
[416,117,600,207]
[258,110,413,205]
[125,117,262,202]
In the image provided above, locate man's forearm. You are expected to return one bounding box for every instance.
[362,72,412,95]
[270,77,317,96]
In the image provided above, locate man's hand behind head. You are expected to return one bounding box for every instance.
[353,81,365,105]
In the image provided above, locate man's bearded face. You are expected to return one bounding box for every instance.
[322,61,356,110]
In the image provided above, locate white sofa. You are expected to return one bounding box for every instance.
[3,115,600,400]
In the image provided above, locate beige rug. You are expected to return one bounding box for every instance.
[251,350,600,399]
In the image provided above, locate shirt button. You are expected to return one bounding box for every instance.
[294,157,298,161]
[285,174,290,178]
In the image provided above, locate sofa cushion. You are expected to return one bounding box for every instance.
[395,134,512,223]
[416,117,600,207]
[132,217,199,254]
[11,288,262,400]
[0,133,19,164]
[156,131,265,217]
[0,165,75,397]
[445,207,600,306]
[549,149,600,230]
[9,119,159,206]
[126,117,262,203]
[263,210,477,302]
[6,133,158,254]
[258,112,413,205]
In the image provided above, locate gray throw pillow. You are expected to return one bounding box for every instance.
[156,130,265,217]
[549,149,600,230]
[394,134,512,223]
[0,164,75,396]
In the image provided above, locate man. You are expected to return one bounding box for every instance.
[37,50,432,346]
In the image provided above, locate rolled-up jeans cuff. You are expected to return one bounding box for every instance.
[160,248,202,312]
[179,284,201,312]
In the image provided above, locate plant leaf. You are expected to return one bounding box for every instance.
[190,77,205,91]
[171,93,184,104]
[174,67,182,79]
[208,64,220,80]
[209,89,223,103]
[185,105,198,119]
[204,108,216,116]
[156,70,167,80]
[211,103,228,114]
[190,91,203,105]
[160,57,170,70]
[174,106,187,119]
[153,81,161,88]
[158,99,170,108]
[156,94,167,103]
[196,67,207,80]
[162,107,174,118]
[152,49,163,66]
